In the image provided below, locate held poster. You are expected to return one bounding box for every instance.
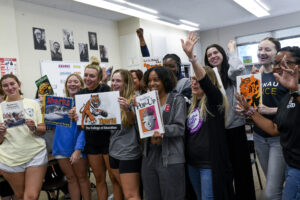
[1,100,26,128]
[236,73,262,109]
[75,91,121,131]
[43,96,73,127]
[135,90,164,139]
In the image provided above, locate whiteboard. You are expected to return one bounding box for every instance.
[40,60,106,97]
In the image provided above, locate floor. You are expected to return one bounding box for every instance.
[39,157,268,200]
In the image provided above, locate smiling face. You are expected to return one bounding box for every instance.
[84,68,99,90]
[257,40,277,65]
[206,47,224,68]
[131,72,140,91]
[190,75,204,99]
[1,77,21,99]
[273,51,297,74]
[147,71,165,94]
[66,75,82,97]
[111,72,125,94]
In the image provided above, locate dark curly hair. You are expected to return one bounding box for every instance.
[278,46,300,64]
[143,66,177,93]
[163,53,183,79]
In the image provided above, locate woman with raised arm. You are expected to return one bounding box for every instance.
[109,69,142,200]
[236,46,300,200]
[0,74,47,200]
[181,32,233,200]
[53,73,90,200]
[69,57,122,200]
[140,66,186,200]
[204,39,255,199]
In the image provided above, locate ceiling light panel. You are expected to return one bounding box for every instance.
[180,19,199,27]
[233,0,270,17]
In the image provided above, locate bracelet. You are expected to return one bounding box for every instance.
[189,56,197,63]
[245,106,255,117]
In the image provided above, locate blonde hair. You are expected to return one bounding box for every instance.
[64,73,84,97]
[85,56,102,82]
[112,69,135,127]
[188,66,229,125]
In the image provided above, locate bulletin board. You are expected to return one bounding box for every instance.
[40,61,107,97]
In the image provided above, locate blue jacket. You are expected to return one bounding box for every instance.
[52,122,86,158]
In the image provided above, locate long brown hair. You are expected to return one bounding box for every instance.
[0,74,23,95]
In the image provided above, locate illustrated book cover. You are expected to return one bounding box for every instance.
[1,100,25,128]
[135,90,165,139]
[43,96,73,127]
[75,91,121,131]
[35,75,54,95]
[236,73,262,109]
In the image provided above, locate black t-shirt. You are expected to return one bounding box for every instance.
[76,84,111,150]
[186,75,225,168]
[274,94,300,169]
[254,72,288,137]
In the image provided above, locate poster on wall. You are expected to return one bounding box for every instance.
[75,91,121,131]
[33,27,46,50]
[142,57,162,72]
[0,58,17,76]
[63,29,74,49]
[88,32,98,50]
[50,40,63,61]
[99,45,108,63]
[79,43,89,62]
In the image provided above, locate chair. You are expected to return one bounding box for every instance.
[42,159,68,200]
[246,125,263,190]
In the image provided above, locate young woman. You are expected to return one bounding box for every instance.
[236,46,300,200]
[53,73,91,200]
[109,69,142,200]
[182,32,233,200]
[204,41,256,199]
[0,74,47,200]
[130,69,145,95]
[253,37,287,200]
[140,66,186,200]
[69,57,122,200]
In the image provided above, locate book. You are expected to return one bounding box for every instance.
[135,90,164,139]
[75,91,121,131]
[1,100,26,128]
[236,73,262,109]
[43,96,73,127]
[35,75,54,95]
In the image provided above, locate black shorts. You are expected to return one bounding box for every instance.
[0,181,14,197]
[109,156,142,174]
[84,131,110,155]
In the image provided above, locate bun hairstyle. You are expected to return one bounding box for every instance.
[85,56,102,81]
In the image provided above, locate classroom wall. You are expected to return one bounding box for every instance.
[199,11,300,63]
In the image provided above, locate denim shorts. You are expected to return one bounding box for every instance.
[0,148,48,173]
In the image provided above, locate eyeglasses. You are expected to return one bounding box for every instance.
[273,60,298,66]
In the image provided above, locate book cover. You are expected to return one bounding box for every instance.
[43,96,73,127]
[1,100,26,128]
[236,73,262,109]
[35,75,54,95]
[75,91,121,131]
[135,90,165,139]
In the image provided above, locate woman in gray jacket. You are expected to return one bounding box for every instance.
[140,66,186,200]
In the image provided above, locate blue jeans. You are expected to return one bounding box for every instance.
[283,165,300,200]
[254,133,286,200]
[188,165,214,200]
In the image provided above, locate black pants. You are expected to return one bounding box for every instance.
[226,125,256,200]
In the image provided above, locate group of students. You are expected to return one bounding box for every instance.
[0,30,299,200]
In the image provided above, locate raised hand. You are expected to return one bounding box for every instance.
[227,40,236,53]
[136,28,144,38]
[273,55,299,91]
[181,32,200,59]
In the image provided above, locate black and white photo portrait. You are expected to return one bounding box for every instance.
[99,45,108,63]
[33,27,46,50]
[79,43,89,62]
[88,32,98,50]
[50,40,62,61]
[63,29,74,49]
